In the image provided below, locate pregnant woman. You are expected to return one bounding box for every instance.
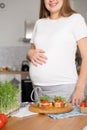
[27,0,87,105]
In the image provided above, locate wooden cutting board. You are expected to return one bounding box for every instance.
[29,103,73,114]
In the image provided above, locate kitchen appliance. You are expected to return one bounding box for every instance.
[21,78,34,102]
[21,60,29,71]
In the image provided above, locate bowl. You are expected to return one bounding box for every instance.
[79,106,87,114]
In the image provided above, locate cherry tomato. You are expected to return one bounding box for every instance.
[85,102,87,107]
[0,114,8,129]
[40,100,48,103]
[80,102,85,107]
[0,114,8,124]
[80,102,87,107]
[0,118,4,129]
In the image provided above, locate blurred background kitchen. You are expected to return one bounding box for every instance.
[0,0,87,103]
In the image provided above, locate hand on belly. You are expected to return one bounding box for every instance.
[30,49,48,66]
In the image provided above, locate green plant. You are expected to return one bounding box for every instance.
[0,80,20,114]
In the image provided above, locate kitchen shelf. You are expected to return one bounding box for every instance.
[0,71,29,75]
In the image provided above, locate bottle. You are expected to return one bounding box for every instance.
[21,60,29,71]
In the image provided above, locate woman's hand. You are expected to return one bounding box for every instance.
[69,38,87,105]
[27,48,48,66]
[69,87,85,105]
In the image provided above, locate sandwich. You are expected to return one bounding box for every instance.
[53,96,66,108]
[39,95,52,108]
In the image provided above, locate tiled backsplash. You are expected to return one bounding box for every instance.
[0,45,30,70]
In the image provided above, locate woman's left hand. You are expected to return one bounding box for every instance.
[69,87,85,105]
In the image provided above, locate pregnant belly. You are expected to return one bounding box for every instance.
[29,61,56,85]
[29,61,78,85]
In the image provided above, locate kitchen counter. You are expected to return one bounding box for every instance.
[1,114,87,130]
[0,71,29,75]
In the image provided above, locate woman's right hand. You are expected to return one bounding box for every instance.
[27,48,48,66]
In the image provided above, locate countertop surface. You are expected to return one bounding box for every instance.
[1,114,87,130]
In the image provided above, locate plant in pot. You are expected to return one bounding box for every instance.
[0,80,20,115]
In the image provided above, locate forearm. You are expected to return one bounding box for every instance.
[76,58,87,90]
[26,44,35,61]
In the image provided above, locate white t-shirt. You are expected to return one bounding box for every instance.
[29,13,87,86]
